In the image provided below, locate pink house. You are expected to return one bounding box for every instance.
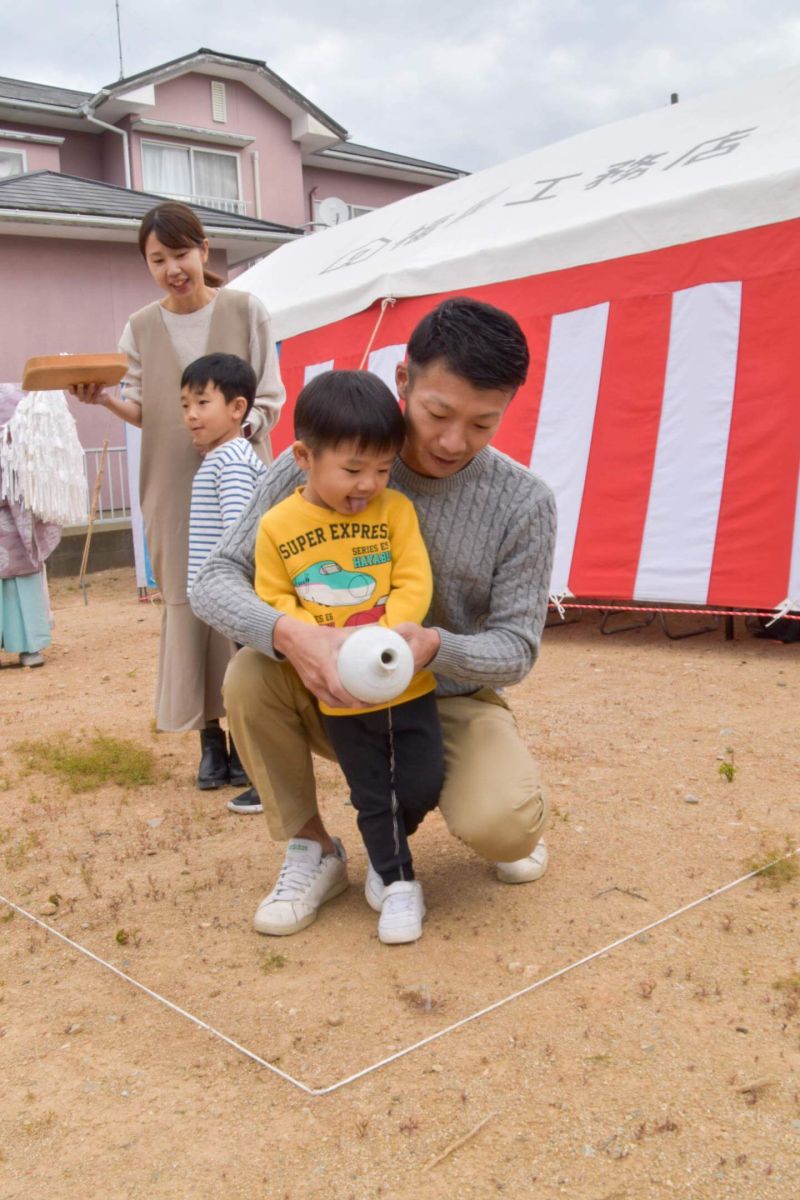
[0,48,464,459]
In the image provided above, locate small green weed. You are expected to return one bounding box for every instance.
[746,847,799,889]
[260,952,287,974]
[772,973,800,993]
[115,928,140,947]
[15,735,157,792]
[718,747,737,783]
[3,832,41,872]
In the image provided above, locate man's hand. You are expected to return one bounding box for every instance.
[273,616,361,709]
[393,622,441,672]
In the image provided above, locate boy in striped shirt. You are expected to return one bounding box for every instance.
[182,352,267,812]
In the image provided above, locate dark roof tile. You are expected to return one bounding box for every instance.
[319,140,465,175]
[0,170,301,234]
[0,75,90,108]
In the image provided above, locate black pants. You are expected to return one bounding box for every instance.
[322,692,444,886]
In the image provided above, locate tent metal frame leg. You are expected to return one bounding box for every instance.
[600,609,719,639]
[599,609,657,635]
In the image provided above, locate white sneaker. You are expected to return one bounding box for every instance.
[19,652,44,668]
[253,837,348,936]
[364,859,385,912]
[495,839,549,884]
[378,880,426,945]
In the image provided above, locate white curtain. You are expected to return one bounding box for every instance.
[193,150,238,200]
[141,143,192,197]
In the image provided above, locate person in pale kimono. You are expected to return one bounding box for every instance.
[0,385,61,667]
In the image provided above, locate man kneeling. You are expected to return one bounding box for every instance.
[191,297,557,938]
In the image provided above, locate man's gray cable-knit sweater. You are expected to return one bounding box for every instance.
[191,446,557,697]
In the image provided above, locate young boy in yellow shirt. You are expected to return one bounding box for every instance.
[254,370,443,944]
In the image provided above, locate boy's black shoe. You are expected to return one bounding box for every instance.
[197,726,229,790]
[228,735,250,788]
[227,787,263,814]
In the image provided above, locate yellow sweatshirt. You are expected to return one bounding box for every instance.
[255,487,436,716]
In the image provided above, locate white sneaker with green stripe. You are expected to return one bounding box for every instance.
[254,837,348,936]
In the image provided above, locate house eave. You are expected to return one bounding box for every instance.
[130,118,256,148]
[304,151,465,187]
[0,209,299,262]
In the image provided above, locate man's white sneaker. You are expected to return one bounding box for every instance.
[253,837,348,936]
[495,839,549,884]
[378,880,425,945]
[364,859,385,912]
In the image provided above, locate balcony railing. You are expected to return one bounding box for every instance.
[83,445,131,522]
[151,191,248,216]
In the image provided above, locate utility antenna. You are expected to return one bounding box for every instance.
[114,0,125,79]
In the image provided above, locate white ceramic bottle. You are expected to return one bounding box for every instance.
[336,626,415,704]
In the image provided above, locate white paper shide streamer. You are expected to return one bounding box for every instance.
[0,390,88,525]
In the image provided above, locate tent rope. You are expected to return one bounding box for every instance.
[358,297,396,369]
[549,601,800,621]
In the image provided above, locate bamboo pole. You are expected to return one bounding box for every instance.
[78,439,108,605]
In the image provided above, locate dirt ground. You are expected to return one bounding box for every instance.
[1,568,798,1200]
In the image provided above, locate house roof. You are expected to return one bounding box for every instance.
[0,170,299,232]
[0,170,301,264]
[0,50,463,178]
[314,140,466,180]
[0,75,91,110]
[91,48,348,141]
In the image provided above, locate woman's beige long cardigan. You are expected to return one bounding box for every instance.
[123,288,284,731]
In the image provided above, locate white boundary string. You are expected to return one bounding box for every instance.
[2,846,797,1098]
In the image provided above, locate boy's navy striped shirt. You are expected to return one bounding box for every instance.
[188,437,266,595]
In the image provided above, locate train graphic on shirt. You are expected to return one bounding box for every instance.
[292,560,377,607]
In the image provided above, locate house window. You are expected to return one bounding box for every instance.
[313,198,375,226]
[141,140,244,214]
[211,81,227,124]
[0,148,26,179]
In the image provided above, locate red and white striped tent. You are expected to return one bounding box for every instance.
[234,69,800,614]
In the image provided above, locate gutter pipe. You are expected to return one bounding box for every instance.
[79,104,132,190]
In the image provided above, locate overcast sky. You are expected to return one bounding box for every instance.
[4,1,800,171]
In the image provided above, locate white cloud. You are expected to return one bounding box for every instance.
[2,0,800,170]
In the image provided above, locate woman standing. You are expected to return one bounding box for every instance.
[75,202,284,799]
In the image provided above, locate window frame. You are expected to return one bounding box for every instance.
[140,138,243,209]
[0,146,27,179]
[313,198,377,226]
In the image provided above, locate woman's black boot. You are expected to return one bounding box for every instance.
[197,725,229,790]
[228,735,250,788]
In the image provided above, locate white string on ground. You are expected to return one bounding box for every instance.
[2,845,797,1098]
[0,896,314,1095]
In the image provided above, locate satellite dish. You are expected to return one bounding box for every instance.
[317,196,350,227]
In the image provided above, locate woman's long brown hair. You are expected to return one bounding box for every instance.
[138,202,224,288]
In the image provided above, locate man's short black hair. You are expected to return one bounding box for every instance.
[295,370,405,455]
[181,353,257,417]
[406,297,529,392]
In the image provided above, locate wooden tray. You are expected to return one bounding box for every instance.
[22,353,128,391]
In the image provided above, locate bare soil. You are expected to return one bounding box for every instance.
[1,569,798,1200]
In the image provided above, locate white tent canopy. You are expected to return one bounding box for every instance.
[234,67,800,341]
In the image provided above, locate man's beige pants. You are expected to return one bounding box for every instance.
[224,649,547,863]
